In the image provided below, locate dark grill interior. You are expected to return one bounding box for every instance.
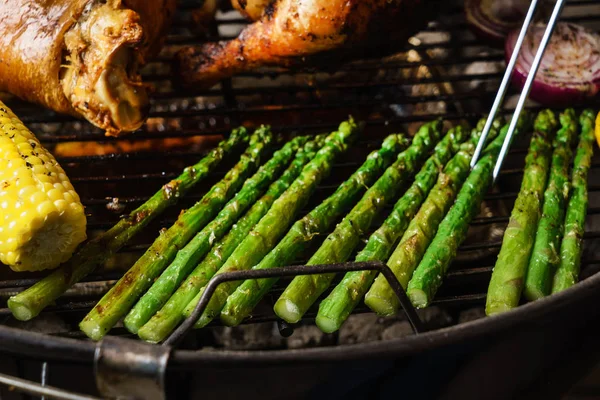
[0,0,599,350]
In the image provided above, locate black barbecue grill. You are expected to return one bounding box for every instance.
[0,0,599,399]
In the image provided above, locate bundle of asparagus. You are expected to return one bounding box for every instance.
[407,113,533,308]
[364,117,504,316]
[137,137,325,342]
[317,124,472,333]
[80,128,275,340]
[487,109,596,314]
[183,119,362,329]
[216,131,411,329]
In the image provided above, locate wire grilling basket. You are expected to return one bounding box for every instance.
[0,0,599,399]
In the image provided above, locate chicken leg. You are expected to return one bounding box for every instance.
[176,0,432,88]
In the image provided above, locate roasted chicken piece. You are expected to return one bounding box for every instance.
[176,0,432,88]
[0,0,176,136]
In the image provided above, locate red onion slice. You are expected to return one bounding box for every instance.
[465,0,530,44]
[506,22,600,106]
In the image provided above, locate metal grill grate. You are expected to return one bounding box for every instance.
[0,0,599,348]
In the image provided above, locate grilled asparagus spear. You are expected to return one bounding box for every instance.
[79,128,273,340]
[184,119,362,328]
[136,137,324,343]
[524,109,578,301]
[364,118,503,316]
[123,135,312,334]
[274,122,449,324]
[217,129,416,327]
[315,124,480,332]
[407,114,533,308]
[8,128,248,322]
[485,110,558,315]
[552,110,596,293]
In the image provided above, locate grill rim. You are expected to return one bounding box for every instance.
[1,260,598,367]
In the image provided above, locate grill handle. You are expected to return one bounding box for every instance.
[165,261,425,347]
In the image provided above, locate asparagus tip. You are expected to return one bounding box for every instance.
[485,302,512,317]
[407,289,428,309]
[123,317,141,335]
[273,298,302,324]
[219,312,242,327]
[523,286,545,302]
[315,314,339,333]
[79,320,106,341]
[7,298,34,321]
[137,326,162,344]
[364,293,396,316]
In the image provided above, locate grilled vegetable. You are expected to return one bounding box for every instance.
[552,110,596,293]
[0,102,86,272]
[316,125,478,332]
[8,127,248,322]
[184,119,361,329]
[364,118,503,316]
[506,23,600,107]
[137,137,324,343]
[79,128,273,340]
[524,109,578,301]
[486,110,558,315]
[274,122,447,324]
[218,131,412,327]
[122,135,312,334]
[407,114,533,308]
[465,0,531,44]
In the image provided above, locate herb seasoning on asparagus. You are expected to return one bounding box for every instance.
[123,135,311,334]
[407,114,533,308]
[136,137,324,342]
[217,130,415,327]
[552,110,596,293]
[524,109,578,301]
[185,119,361,328]
[486,110,558,315]
[364,118,503,316]
[316,124,478,332]
[79,128,273,340]
[8,128,249,322]
[274,121,448,324]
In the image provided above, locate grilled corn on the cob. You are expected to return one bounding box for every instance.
[0,102,86,271]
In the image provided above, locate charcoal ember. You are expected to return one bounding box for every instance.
[286,324,335,349]
[211,322,283,350]
[417,306,453,329]
[338,313,389,344]
[458,307,486,324]
[381,321,415,341]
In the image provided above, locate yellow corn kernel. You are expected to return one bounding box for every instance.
[0,101,87,272]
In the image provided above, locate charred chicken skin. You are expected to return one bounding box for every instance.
[0,0,176,136]
[177,0,430,88]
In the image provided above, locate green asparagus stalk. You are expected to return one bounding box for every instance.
[316,124,472,333]
[135,137,325,342]
[407,114,533,308]
[217,130,417,328]
[122,135,311,334]
[485,110,558,315]
[524,109,578,301]
[7,129,249,322]
[364,118,503,316]
[552,110,596,293]
[274,122,448,324]
[184,119,362,329]
[78,128,273,340]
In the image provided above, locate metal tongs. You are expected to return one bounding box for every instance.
[470,0,566,180]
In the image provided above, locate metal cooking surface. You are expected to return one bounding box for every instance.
[0,0,599,349]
